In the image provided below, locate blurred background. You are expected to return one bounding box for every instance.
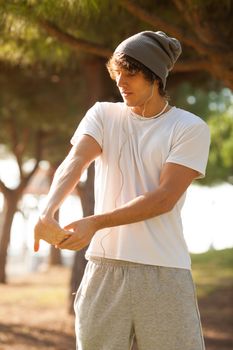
[0,1,232,349]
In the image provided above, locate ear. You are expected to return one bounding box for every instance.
[152,79,160,96]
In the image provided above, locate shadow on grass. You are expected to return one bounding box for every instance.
[204,335,233,350]
[199,285,233,350]
[0,322,75,350]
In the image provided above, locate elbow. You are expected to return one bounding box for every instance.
[165,201,176,213]
[159,200,174,214]
[157,191,177,214]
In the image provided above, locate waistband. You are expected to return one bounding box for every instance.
[87,256,189,272]
[88,256,157,268]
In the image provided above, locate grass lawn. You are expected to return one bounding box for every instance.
[191,247,233,297]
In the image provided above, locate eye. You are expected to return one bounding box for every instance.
[126,70,136,77]
[113,70,120,76]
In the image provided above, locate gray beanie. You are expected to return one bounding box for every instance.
[114,31,182,87]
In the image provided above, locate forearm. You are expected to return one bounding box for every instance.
[93,187,174,231]
[40,135,102,219]
[41,155,85,217]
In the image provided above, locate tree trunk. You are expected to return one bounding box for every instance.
[0,192,18,283]
[68,163,95,313]
[49,209,62,266]
[49,244,62,265]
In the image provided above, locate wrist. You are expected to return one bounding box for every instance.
[40,207,55,219]
[90,213,111,231]
[39,212,54,224]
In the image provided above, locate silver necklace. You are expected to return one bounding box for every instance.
[130,101,169,121]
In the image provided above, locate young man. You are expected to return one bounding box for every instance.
[36,31,210,350]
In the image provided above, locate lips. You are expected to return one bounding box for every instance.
[121,91,132,96]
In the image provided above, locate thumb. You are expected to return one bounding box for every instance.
[64,222,76,231]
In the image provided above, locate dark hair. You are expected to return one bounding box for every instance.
[106,53,168,98]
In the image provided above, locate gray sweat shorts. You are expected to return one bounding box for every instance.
[74,257,205,350]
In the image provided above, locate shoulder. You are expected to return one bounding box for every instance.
[169,107,209,135]
[84,101,124,122]
[87,102,126,128]
[93,101,125,114]
[171,107,208,127]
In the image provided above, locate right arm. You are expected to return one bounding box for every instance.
[40,134,101,222]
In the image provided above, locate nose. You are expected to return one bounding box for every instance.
[116,73,127,88]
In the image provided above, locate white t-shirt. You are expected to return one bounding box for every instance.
[71,102,210,269]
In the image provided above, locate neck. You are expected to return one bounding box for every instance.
[131,96,169,118]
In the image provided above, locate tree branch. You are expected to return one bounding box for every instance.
[119,0,220,56]
[171,0,194,28]
[173,58,210,73]
[172,0,227,48]
[38,19,112,58]
[7,118,24,180]
[19,128,30,158]
[0,179,10,196]
[19,130,44,193]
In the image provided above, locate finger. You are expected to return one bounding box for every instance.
[57,235,72,248]
[59,242,82,251]
[34,239,40,252]
[58,237,87,251]
[58,234,72,245]
[57,235,79,249]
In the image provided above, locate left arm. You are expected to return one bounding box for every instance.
[58,162,199,250]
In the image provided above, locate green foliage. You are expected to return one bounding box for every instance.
[191,248,233,297]
[205,112,233,185]
[1,0,150,51]
[171,84,233,185]
[192,247,233,269]
[0,11,72,67]
[0,66,86,163]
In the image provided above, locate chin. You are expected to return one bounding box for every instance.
[123,98,135,107]
[124,101,132,106]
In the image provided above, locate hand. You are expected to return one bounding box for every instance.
[57,216,97,251]
[34,216,72,252]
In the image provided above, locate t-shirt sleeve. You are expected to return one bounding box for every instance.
[166,122,210,178]
[70,102,103,148]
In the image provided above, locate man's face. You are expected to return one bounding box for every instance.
[113,67,154,108]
